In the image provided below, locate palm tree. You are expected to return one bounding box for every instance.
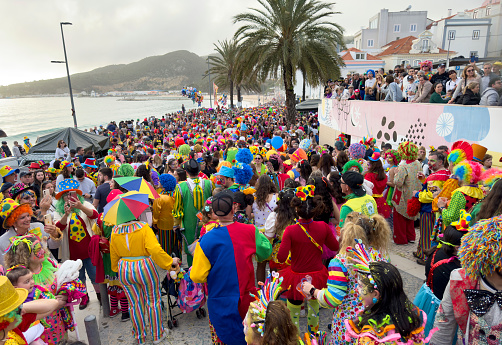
[234,0,345,125]
[208,39,240,108]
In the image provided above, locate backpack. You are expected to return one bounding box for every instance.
[177,267,206,313]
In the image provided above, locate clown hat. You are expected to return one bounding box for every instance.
[0,198,32,229]
[56,179,82,199]
[368,151,381,162]
[0,166,19,182]
[9,183,34,200]
[472,144,488,163]
[82,158,98,169]
[28,162,40,170]
[0,276,28,316]
[59,161,73,171]
[291,149,307,163]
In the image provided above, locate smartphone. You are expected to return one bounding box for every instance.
[43,189,50,198]
[43,214,52,226]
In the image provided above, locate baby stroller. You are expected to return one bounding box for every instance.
[162,227,207,329]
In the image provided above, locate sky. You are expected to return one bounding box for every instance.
[0,0,479,86]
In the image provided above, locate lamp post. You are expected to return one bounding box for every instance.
[207,57,212,106]
[52,22,77,128]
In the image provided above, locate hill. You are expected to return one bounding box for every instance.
[0,50,210,97]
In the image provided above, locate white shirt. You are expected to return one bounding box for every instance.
[365,78,376,89]
[55,147,70,160]
[445,79,459,93]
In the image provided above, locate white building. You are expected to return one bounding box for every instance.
[339,48,385,76]
[465,0,502,57]
[376,31,452,70]
[429,12,491,59]
[354,8,430,53]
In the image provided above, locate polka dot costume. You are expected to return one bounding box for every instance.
[69,214,86,242]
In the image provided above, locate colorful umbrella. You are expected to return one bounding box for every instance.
[103,191,150,225]
[113,176,160,199]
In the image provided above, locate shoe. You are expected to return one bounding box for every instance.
[121,312,131,322]
[109,308,120,318]
[153,331,168,344]
[416,259,426,266]
[79,294,89,310]
[409,240,415,244]
[412,251,419,258]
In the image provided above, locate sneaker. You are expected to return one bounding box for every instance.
[121,312,131,322]
[153,331,168,344]
[109,308,120,318]
[79,294,89,310]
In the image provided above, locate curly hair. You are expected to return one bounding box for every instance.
[340,212,390,256]
[5,204,33,228]
[327,171,344,204]
[274,189,296,238]
[135,164,152,183]
[255,175,278,210]
[4,235,48,269]
[307,176,335,219]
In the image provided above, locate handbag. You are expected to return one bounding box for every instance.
[99,236,110,253]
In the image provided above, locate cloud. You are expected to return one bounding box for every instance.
[0,0,477,86]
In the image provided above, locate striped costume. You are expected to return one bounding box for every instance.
[317,249,387,345]
[110,221,173,344]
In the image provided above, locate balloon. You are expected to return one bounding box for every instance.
[266,139,272,145]
[299,139,311,151]
[271,136,284,150]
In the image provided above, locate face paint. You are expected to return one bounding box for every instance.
[357,279,376,309]
[32,241,45,259]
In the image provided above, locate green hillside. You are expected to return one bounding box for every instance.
[0,50,209,96]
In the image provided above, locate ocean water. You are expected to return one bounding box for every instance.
[0,96,217,146]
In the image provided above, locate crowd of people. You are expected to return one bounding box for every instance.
[0,102,501,345]
[325,60,502,106]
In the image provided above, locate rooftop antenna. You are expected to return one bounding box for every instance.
[405,5,412,11]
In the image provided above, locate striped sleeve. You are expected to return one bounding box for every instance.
[317,257,349,309]
[172,184,184,219]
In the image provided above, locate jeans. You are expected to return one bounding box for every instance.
[79,257,97,285]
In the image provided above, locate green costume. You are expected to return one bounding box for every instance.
[172,178,212,265]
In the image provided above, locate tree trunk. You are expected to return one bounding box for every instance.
[302,71,306,101]
[283,62,297,126]
[237,85,242,107]
[230,80,234,109]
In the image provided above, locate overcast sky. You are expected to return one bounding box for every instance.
[0,0,479,86]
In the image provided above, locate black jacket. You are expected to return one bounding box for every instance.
[1,145,12,157]
[462,88,481,105]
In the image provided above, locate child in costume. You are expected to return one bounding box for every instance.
[430,214,502,345]
[343,240,435,344]
[365,152,390,218]
[0,276,60,345]
[302,212,391,345]
[437,160,484,228]
[153,173,176,255]
[244,273,298,345]
[199,197,219,238]
[277,185,339,333]
[4,235,86,344]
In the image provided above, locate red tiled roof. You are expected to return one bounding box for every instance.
[340,48,382,61]
[377,36,449,57]
[426,14,456,30]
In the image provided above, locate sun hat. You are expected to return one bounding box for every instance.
[0,166,19,182]
[46,167,60,174]
[0,276,28,317]
[56,179,82,200]
[81,158,98,169]
[342,171,366,197]
[0,198,33,229]
[214,166,235,179]
[28,162,40,170]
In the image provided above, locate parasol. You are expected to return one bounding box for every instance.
[103,191,150,225]
[113,176,160,199]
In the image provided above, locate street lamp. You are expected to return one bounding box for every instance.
[52,22,77,128]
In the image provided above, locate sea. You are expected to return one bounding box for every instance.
[0,96,236,146]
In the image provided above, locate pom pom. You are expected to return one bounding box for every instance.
[407,197,421,217]
[233,163,253,185]
[159,173,177,192]
[236,148,254,164]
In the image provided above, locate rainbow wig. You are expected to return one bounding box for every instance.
[384,149,401,166]
[104,155,115,165]
[453,160,483,184]
[348,143,366,160]
[458,214,502,277]
[398,141,418,161]
[447,149,466,167]
[480,168,502,189]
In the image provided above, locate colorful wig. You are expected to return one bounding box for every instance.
[235,148,254,164]
[348,143,366,160]
[342,160,363,174]
[398,141,418,161]
[480,168,502,189]
[453,160,483,184]
[384,149,401,166]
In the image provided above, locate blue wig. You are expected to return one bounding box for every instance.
[367,69,375,77]
[233,163,253,185]
[236,148,254,164]
[159,173,177,192]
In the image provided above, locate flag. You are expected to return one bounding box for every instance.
[213,83,218,107]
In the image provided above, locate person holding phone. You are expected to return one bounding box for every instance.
[54,140,70,160]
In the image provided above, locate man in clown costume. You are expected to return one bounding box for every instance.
[191,190,272,345]
[172,159,212,266]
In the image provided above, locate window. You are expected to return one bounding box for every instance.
[422,39,430,52]
[369,18,378,29]
[473,30,480,40]
[410,24,417,32]
[355,53,365,60]
[414,60,421,66]
[473,10,478,19]
[393,24,401,32]
[448,30,456,40]
[486,6,491,16]
[367,39,374,47]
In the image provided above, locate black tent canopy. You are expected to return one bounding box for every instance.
[296,99,322,112]
[30,127,110,154]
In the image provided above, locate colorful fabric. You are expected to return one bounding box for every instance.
[416,212,435,260]
[340,194,377,227]
[68,213,86,242]
[118,257,164,344]
[442,190,482,228]
[392,160,422,220]
[190,223,272,345]
[432,178,459,212]
[191,178,204,210]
